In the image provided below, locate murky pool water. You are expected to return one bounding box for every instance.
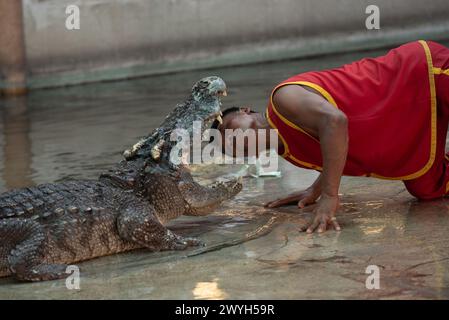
[1,43,449,299]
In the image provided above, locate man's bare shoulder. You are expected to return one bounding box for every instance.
[273,84,329,115]
[274,84,325,103]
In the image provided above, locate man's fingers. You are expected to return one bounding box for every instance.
[264,201,275,208]
[317,221,327,233]
[302,218,340,234]
[306,219,320,234]
[265,196,299,208]
[264,200,279,208]
[265,200,284,208]
[297,198,309,209]
[297,198,316,209]
[331,219,341,231]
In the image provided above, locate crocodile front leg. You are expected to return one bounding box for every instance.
[1,218,68,281]
[117,202,203,251]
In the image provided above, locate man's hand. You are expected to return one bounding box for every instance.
[304,194,341,233]
[264,187,320,209]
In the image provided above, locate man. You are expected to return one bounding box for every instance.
[212,40,449,234]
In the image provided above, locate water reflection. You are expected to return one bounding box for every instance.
[1,96,34,189]
[193,278,228,300]
[404,201,449,298]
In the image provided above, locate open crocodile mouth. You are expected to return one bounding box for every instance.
[182,110,225,166]
[105,76,244,193]
[205,89,227,126]
[124,107,225,165]
[123,79,228,165]
[201,90,227,135]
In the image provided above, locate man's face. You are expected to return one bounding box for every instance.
[217,107,260,157]
[221,107,257,131]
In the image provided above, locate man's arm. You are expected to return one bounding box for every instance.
[273,85,348,233]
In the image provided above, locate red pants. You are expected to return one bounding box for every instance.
[404,41,449,200]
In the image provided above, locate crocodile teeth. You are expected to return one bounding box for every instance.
[123,138,146,159]
[123,149,132,159]
[151,139,164,161]
[54,208,64,215]
[84,207,92,213]
[92,207,101,214]
[68,206,79,214]
[42,212,52,218]
[25,205,34,214]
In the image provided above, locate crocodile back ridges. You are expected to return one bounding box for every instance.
[0,180,109,220]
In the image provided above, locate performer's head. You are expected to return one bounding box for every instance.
[210,106,273,157]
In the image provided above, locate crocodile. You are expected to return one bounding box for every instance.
[0,76,242,281]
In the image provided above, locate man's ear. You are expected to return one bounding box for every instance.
[240,106,252,114]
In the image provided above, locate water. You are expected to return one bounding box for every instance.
[1,43,449,299]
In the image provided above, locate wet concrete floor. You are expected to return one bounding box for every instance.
[1,43,449,299]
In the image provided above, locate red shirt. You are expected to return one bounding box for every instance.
[267,40,437,180]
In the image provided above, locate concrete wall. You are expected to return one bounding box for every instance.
[15,0,449,88]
